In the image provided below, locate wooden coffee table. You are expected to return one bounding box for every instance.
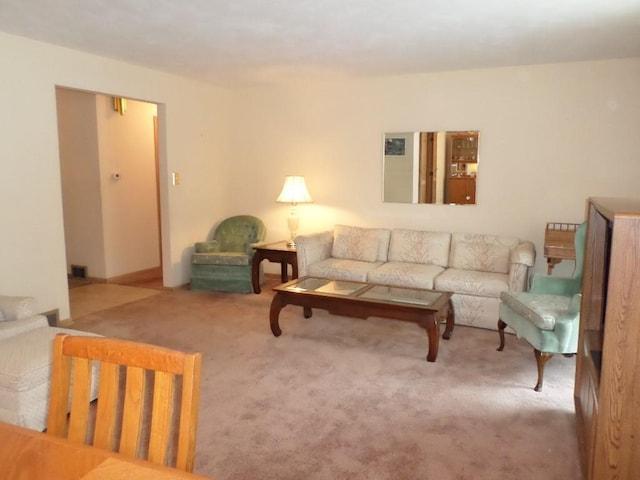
[269,276,454,362]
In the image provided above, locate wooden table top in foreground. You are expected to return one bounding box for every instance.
[0,421,213,480]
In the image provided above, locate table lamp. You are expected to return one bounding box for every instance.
[276,176,312,247]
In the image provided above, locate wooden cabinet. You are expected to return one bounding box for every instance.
[446,132,478,204]
[447,177,476,204]
[574,197,640,480]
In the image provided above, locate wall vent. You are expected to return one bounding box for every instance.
[70,264,88,278]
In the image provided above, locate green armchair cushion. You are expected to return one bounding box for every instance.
[213,216,266,253]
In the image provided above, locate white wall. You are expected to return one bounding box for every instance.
[0,32,233,320]
[57,88,107,278]
[228,58,640,278]
[95,95,160,279]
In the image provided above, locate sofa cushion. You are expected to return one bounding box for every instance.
[0,329,58,395]
[309,258,383,282]
[435,268,509,297]
[449,233,519,274]
[367,262,445,289]
[332,225,390,263]
[388,229,451,267]
[0,326,101,431]
[0,327,101,393]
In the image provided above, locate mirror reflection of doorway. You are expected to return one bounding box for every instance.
[419,132,437,204]
[55,88,163,295]
[383,130,479,205]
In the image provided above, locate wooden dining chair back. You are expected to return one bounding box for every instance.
[46,334,202,472]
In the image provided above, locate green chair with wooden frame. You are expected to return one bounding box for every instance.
[497,222,586,391]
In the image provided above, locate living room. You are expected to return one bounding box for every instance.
[1,2,639,478]
[3,36,639,322]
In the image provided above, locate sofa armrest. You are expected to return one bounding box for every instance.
[0,315,49,340]
[295,231,334,277]
[507,241,536,291]
[194,240,220,254]
[510,241,536,267]
[0,295,38,322]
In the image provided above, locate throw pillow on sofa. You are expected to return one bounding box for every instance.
[331,225,390,263]
[388,229,451,267]
[450,240,511,274]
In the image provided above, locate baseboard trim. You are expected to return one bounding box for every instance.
[88,266,163,285]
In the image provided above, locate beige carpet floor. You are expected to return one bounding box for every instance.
[69,283,161,319]
[70,280,582,480]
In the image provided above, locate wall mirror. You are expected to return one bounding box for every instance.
[383,131,480,205]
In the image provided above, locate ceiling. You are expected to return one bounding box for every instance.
[1,0,639,87]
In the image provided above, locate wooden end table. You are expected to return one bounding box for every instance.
[544,222,579,274]
[252,241,298,294]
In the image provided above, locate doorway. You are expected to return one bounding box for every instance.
[56,88,163,294]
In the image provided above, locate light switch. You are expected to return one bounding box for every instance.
[172,172,181,185]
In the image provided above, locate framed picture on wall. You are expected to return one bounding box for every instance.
[385,138,406,156]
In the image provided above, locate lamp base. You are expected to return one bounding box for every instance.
[286,206,299,249]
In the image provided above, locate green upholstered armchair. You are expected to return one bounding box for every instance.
[190,215,266,293]
[497,222,586,391]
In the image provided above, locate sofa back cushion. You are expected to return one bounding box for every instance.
[388,229,451,267]
[332,225,391,263]
[449,233,519,274]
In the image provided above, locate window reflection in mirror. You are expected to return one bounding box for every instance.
[383,131,479,205]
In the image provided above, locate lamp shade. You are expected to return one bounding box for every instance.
[276,176,313,204]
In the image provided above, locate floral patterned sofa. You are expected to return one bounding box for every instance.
[295,225,536,330]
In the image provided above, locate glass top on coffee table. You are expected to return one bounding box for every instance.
[281,276,445,307]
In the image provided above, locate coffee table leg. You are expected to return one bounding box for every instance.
[303,306,312,318]
[442,299,454,340]
[270,293,284,336]
[425,314,439,362]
